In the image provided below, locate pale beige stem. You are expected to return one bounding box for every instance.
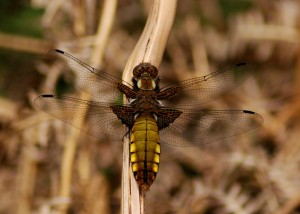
[56,121,84,213]
[16,131,38,214]
[273,192,300,214]
[56,0,117,213]
[0,32,52,54]
[90,0,118,67]
[122,0,177,83]
[235,24,299,43]
[121,0,177,214]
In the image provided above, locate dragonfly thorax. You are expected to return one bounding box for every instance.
[131,93,161,112]
[136,73,156,90]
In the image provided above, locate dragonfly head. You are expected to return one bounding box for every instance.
[133,63,158,90]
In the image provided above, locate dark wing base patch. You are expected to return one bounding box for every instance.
[111,105,136,128]
[156,108,182,130]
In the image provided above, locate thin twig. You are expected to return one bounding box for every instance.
[56,0,117,213]
[121,0,177,213]
[235,24,299,43]
[273,192,300,214]
[0,32,53,54]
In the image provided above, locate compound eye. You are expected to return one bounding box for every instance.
[133,63,158,79]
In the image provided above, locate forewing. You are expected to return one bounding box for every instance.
[34,95,131,141]
[49,49,133,102]
[159,108,263,146]
[159,63,248,107]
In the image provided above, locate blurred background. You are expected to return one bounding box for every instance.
[0,0,300,213]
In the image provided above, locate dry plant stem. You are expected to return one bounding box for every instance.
[185,17,209,74]
[235,24,298,43]
[11,113,52,134]
[56,0,117,213]
[277,2,300,127]
[90,0,117,67]
[80,1,117,214]
[275,2,300,128]
[273,192,300,214]
[121,0,177,214]
[122,0,177,81]
[42,0,64,27]
[0,32,52,54]
[56,119,84,213]
[16,134,37,214]
[76,0,117,184]
[73,0,86,36]
[295,1,300,108]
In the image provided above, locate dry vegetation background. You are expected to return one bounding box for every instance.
[0,0,300,213]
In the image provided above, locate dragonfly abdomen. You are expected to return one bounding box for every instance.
[130,113,160,191]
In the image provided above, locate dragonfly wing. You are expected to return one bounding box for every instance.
[159,108,263,147]
[34,95,135,141]
[49,49,133,102]
[158,63,248,107]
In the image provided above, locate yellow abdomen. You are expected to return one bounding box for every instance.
[130,113,160,191]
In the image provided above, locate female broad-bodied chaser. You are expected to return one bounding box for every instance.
[34,49,263,191]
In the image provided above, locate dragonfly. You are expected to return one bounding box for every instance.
[34,49,263,191]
